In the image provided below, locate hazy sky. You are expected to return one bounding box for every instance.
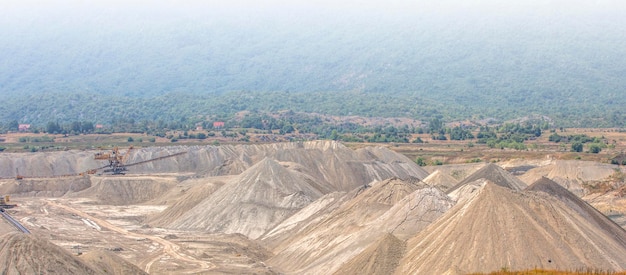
[3,0,625,19]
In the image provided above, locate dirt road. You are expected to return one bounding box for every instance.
[47,200,214,273]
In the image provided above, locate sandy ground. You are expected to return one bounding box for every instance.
[6,197,274,274]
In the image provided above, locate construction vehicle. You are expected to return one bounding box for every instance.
[0,195,16,209]
[15,168,23,180]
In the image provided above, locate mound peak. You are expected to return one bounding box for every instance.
[354,177,427,206]
[79,250,147,275]
[423,170,459,191]
[398,182,626,274]
[266,178,428,274]
[446,163,526,194]
[526,177,626,246]
[169,157,324,239]
[369,186,454,240]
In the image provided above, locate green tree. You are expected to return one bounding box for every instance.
[415,157,427,166]
[571,142,583,152]
[46,121,61,134]
[329,129,339,140]
[588,143,602,154]
[8,120,19,131]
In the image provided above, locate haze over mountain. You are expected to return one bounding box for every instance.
[1,0,625,126]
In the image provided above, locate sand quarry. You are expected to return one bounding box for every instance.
[1,141,626,274]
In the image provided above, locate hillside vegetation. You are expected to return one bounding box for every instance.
[1,2,625,127]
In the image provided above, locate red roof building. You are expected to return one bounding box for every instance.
[18,124,31,131]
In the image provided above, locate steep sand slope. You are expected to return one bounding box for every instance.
[368,185,454,240]
[0,232,101,274]
[0,150,103,178]
[260,191,351,250]
[446,163,527,194]
[526,177,626,246]
[423,163,486,181]
[333,233,406,275]
[0,177,92,197]
[145,178,225,227]
[398,182,626,274]
[423,169,459,191]
[0,142,428,188]
[267,178,450,274]
[79,250,147,275]
[519,160,619,196]
[169,158,324,239]
[70,176,178,205]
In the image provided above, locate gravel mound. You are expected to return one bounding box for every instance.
[446,163,527,194]
[266,178,445,274]
[398,182,626,274]
[0,232,101,274]
[423,169,459,191]
[333,233,406,275]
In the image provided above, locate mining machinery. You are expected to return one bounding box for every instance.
[0,195,16,210]
[3,147,186,179]
[94,146,134,175]
[93,146,187,175]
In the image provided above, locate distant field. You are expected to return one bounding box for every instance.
[1,128,624,165]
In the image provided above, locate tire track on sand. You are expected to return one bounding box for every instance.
[47,201,214,273]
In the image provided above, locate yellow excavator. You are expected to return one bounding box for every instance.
[0,195,16,210]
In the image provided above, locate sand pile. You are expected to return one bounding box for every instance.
[333,233,406,275]
[423,163,485,181]
[0,177,92,197]
[526,177,626,245]
[519,160,618,196]
[266,178,450,274]
[0,232,100,274]
[396,182,626,274]
[145,178,225,227]
[70,176,177,205]
[369,185,454,240]
[168,157,325,239]
[2,141,427,197]
[260,191,352,250]
[446,163,527,194]
[423,169,459,191]
[79,250,147,275]
[0,150,101,178]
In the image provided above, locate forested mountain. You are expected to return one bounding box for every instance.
[1,1,625,127]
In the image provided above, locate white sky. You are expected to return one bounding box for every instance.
[1,0,624,29]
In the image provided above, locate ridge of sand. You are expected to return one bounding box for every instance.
[266,178,449,274]
[423,169,459,191]
[169,157,324,239]
[79,250,147,275]
[0,232,102,274]
[446,163,527,194]
[398,182,626,274]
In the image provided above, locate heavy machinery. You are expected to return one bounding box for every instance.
[0,195,16,209]
[15,168,23,180]
[92,146,186,175]
[3,147,186,179]
[94,146,134,175]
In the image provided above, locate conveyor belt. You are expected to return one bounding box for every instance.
[0,209,30,234]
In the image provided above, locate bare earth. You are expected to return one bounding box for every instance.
[1,140,626,274]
